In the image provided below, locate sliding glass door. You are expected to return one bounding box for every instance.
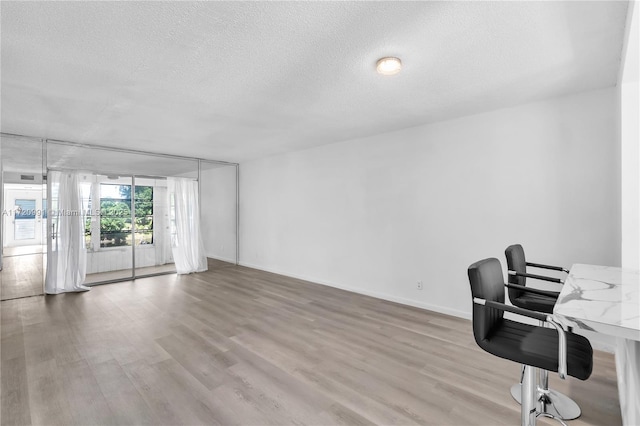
[133,177,175,278]
[46,142,200,285]
[81,174,135,284]
[71,174,179,285]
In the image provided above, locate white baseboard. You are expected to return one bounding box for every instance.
[206,253,237,264]
[239,261,471,320]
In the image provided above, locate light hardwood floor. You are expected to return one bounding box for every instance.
[0,259,621,425]
[0,254,44,301]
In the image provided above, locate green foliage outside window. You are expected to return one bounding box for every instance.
[98,184,153,248]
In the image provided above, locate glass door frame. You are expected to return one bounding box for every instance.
[0,135,47,300]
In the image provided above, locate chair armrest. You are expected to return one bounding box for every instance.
[473,298,547,321]
[526,262,569,274]
[505,283,560,299]
[508,270,564,284]
[545,316,568,379]
[473,297,568,379]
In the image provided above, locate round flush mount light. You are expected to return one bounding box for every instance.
[376,57,402,75]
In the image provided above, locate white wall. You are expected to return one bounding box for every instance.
[240,88,620,320]
[620,1,639,269]
[200,164,237,263]
[0,142,2,271]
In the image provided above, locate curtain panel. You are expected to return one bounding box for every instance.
[169,177,208,274]
[45,170,89,294]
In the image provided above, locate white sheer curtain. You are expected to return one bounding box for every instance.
[45,171,89,294]
[154,185,173,266]
[169,177,207,274]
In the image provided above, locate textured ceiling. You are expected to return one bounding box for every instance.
[0,1,629,163]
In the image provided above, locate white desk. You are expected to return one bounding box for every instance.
[554,264,640,426]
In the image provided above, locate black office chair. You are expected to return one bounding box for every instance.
[468,258,592,426]
[505,244,580,420]
[506,244,567,313]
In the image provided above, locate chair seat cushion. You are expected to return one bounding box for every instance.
[511,292,557,314]
[478,319,593,380]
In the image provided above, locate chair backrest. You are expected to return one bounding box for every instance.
[467,258,505,344]
[505,244,527,300]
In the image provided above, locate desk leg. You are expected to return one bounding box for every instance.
[615,338,640,426]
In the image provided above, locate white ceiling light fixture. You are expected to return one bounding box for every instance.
[376,57,402,75]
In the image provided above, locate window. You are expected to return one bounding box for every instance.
[97,184,153,248]
[14,199,36,240]
[133,185,154,245]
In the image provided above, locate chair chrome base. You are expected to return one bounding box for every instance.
[520,366,570,426]
[511,383,581,420]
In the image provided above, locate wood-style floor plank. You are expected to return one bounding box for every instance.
[0,259,621,425]
[0,254,44,301]
[1,356,31,425]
